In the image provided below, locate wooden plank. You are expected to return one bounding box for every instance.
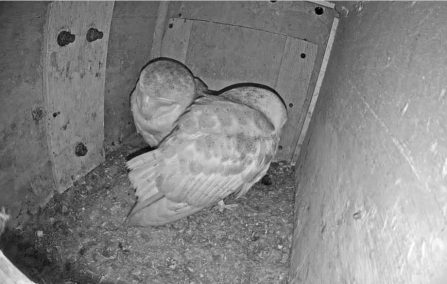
[43,1,114,192]
[0,1,56,224]
[160,18,193,63]
[275,37,318,162]
[149,1,169,60]
[306,1,335,9]
[185,20,286,90]
[275,37,318,161]
[104,1,159,148]
[168,1,337,46]
[292,17,339,165]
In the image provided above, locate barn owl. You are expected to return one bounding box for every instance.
[126,85,288,226]
[130,58,199,147]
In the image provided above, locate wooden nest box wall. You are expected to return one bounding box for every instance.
[0,1,160,229]
[3,2,447,283]
[0,0,336,237]
[43,2,114,193]
[0,1,337,281]
[42,1,338,195]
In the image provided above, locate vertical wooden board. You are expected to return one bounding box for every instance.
[275,37,318,161]
[104,1,159,148]
[185,21,286,90]
[43,1,114,192]
[292,18,339,164]
[149,1,169,60]
[160,18,192,63]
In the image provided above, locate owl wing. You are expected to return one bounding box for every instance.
[126,96,278,226]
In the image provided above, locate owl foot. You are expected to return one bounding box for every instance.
[217,200,239,213]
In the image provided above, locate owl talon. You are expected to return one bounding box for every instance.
[217,200,238,212]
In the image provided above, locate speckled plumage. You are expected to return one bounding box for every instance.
[126,86,288,226]
[130,59,198,147]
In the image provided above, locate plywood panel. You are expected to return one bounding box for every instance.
[0,1,55,228]
[104,1,160,148]
[160,18,193,63]
[168,1,337,46]
[292,17,339,164]
[185,20,286,90]
[150,1,169,60]
[275,38,318,161]
[43,1,114,192]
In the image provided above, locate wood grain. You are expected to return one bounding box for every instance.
[160,18,193,63]
[185,20,285,91]
[168,1,336,45]
[104,1,159,147]
[43,2,114,192]
[292,18,339,164]
[150,1,169,60]
[275,38,318,161]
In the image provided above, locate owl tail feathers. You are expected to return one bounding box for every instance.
[126,149,161,170]
[125,194,203,227]
[126,150,161,198]
[125,191,164,226]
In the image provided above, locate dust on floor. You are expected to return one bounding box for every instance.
[0,137,296,284]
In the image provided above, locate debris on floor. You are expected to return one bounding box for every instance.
[0,137,296,284]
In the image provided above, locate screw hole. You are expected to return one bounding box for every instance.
[32,108,44,123]
[278,145,283,150]
[75,142,88,157]
[300,53,306,59]
[86,28,103,42]
[57,31,75,47]
[289,103,293,108]
[168,23,173,29]
[178,13,182,17]
[315,6,324,15]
